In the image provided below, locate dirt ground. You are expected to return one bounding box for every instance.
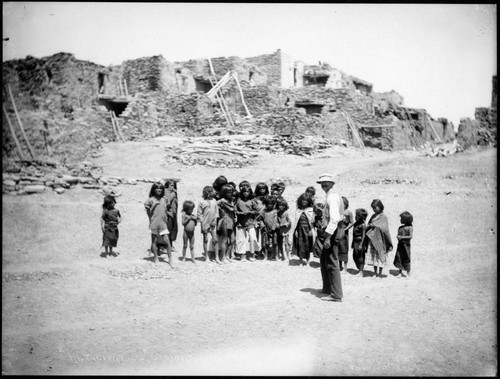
[2,137,497,375]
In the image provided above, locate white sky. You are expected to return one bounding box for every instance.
[2,2,497,126]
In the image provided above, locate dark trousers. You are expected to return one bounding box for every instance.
[320,232,343,300]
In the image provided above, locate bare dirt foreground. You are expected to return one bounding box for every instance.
[2,138,497,376]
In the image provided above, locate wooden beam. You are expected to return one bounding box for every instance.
[112,111,125,142]
[359,124,397,128]
[232,72,252,117]
[109,111,120,142]
[123,78,129,97]
[3,104,27,160]
[7,84,35,159]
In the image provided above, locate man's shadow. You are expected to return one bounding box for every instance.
[300,288,331,298]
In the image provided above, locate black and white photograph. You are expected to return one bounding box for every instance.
[2,2,497,375]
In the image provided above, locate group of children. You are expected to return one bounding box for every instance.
[100,176,413,277]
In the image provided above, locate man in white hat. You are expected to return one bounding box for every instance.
[316,173,344,302]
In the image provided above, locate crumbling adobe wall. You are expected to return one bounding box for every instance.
[118,91,217,139]
[246,50,282,87]
[391,122,413,150]
[491,75,497,132]
[2,53,112,161]
[361,127,393,150]
[457,117,481,150]
[121,55,165,94]
[240,84,281,116]
[3,52,103,111]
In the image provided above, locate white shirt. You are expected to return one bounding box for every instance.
[324,188,344,235]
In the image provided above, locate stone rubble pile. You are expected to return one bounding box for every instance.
[163,134,336,168]
[360,177,420,185]
[2,159,160,196]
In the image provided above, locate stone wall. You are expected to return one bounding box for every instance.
[122,55,166,94]
[457,117,481,150]
[246,50,282,87]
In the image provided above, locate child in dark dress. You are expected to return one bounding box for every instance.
[181,200,197,263]
[313,202,327,259]
[101,195,121,257]
[292,193,315,266]
[351,208,368,276]
[393,211,414,277]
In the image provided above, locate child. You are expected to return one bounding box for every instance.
[276,197,292,261]
[217,184,236,264]
[213,175,228,200]
[144,182,172,265]
[235,182,260,262]
[197,185,219,263]
[164,179,178,251]
[261,195,279,260]
[277,181,286,197]
[393,211,413,277]
[181,200,197,263]
[101,195,121,257]
[351,208,368,276]
[291,193,316,266]
[313,202,327,259]
[253,182,269,247]
[305,186,317,204]
[270,182,281,199]
[338,196,354,271]
[227,182,239,261]
[365,199,393,278]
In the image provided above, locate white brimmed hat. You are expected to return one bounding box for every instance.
[316,173,336,184]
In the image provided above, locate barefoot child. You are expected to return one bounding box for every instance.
[217,184,236,264]
[253,182,269,248]
[393,211,413,277]
[181,200,197,263]
[351,208,368,276]
[101,195,121,257]
[365,199,392,278]
[164,179,178,251]
[144,183,172,264]
[197,186,218,263]
[338,196,354,272]
[313,202,327,260]
[276,197,292,261]
[235,181,260,262]
[261,195,279,260]
[291,193,316,266]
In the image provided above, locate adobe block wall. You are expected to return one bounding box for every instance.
[2,53,110,160]
[280,51,297,88]
[246,50,282,87]
[122,55,165,94]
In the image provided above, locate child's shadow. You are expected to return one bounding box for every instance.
[100,252,118,258]
[142,256,169,264]
[300,288,330,298]
[346,268,360,275]
[389,269,401,277]
[289,259,303,266]
[309,261,321,269]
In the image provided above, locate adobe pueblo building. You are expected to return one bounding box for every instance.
[2,49,492,164]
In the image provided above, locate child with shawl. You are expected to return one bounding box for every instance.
[291,192,316,266]
[365,199,393,278]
